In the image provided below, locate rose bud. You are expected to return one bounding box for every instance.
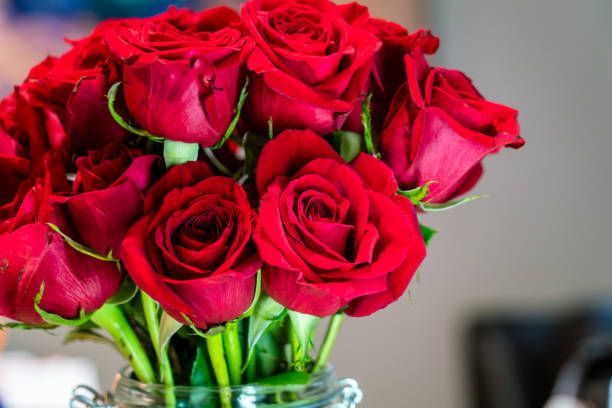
[241,0,381,135]
[380,52,524,203]
[105,7,253,146]
[121,162,261,329]
[254,130,426,317]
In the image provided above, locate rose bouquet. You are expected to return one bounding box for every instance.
[0,0,523,406]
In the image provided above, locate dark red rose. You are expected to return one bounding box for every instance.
[0,97,30,217]
[121,162,261,328]
[22,30,125,156]
[105,7,253,146]
[241,0,381,135]
[254,130,426,317]
[65,145,160,256]
[0,171,122,324]
[380,52,524,203]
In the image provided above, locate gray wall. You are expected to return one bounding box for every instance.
[5,0,612,407]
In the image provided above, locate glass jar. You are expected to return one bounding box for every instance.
[70,366,362,408]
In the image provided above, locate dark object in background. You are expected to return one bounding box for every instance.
[547,336,612,407]
[9,0,202,18]
[467,299,612,408]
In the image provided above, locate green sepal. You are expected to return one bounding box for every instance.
[244,295,286,371]
[46,223,118,263]
[255,371,311,386]
[268,117,274,139]
[332,131,363,163]
[64,327,117,350]
[238,270,262,319]
[106,277,138,305]
[419,194,484,212]
[0,321,57,331]
[419,224,437,246]
[399,181,436,205]
[182,314,227,339]
[288,310,320,371]
[34,282,91,326]
[212,78,249,150]
[361,94,379,158]
[163,140,199,168]
[159,311,183,358]
[107,82,164,143]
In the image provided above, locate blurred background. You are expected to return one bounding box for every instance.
[0,0,611,407]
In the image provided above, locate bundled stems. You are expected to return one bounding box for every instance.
[207,334,232,408]
[141,293,176,407]
[222,323,243,385]
[313,313,345,372]
[289,325,306,372]
[91,304,155,384]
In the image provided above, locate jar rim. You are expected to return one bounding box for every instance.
[112,365,337,394]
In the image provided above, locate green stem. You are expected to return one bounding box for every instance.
[245,355,257,384]
[289,325,305,372]
[141,293,175,407]
[207,334,232,408]
[222,323,243,386]
[313,313,345,372]
[91,304,155,384]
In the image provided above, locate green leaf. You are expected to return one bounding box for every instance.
[190,342,215,387]
[288,311,320,371]
[107,82,164,143]
[361,94,379,157]
[399,181,436,205]
[332,131,363,163]
[419,224,437,246]
[213,78,249,150]
[255,371,311,386]
[238,270,262,319]
[245,295,286,370]
[419,194,484,212]
[163,140,199,168]
[255,327,284,378]
[46,223,118,263]
[106,278,138,305]
[34,283,91,326]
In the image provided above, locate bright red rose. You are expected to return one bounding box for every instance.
[105,7,253,146]
[0,170,122,324]
[254,130,426,317]
[121,162,261,328]
[241,0,381,135]
[380,52,524,203]
[66,145,160,256]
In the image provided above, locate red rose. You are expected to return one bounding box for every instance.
[65,145,160,256]
[241,0,380,135]
[0,173,122,324]
[339,3,439,131]
[105,7,253,146]
[0,98,31,219]
[380,52,524,202]
[254,130,426,317]
[121,162,261,328]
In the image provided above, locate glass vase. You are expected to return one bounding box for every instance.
[70,366,362,408]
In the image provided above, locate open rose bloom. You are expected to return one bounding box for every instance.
[0,0,523,404]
